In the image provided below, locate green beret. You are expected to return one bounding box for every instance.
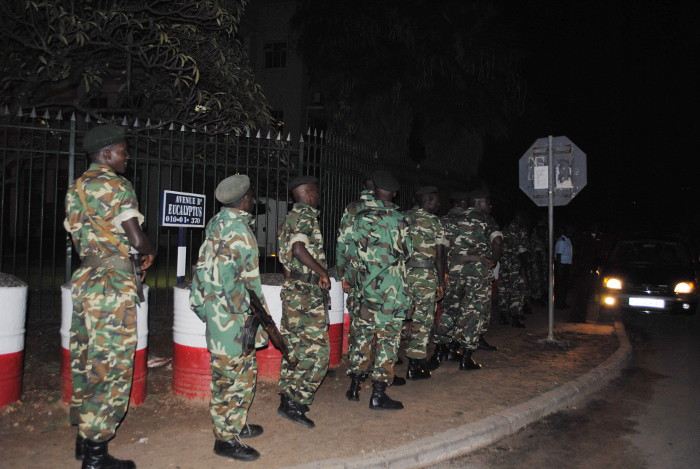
[469,187,491,199]
[215,174,251,204]
[289,175,318,190]
[451,192,470,201]
[372,170,400,192]
[415,185,438,195]
[83,125,126,154]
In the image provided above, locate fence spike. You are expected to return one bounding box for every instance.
[306,127,311,135]
[84,114,91,122]
[169,123,175,131]
[319,129,324,139]
[133,117,140,128]
[265,130,271,140]
[203,125,207,132]
[286,132,292,142]
[299,134,305,143]
[110,114,115,122]
[30,108,37,118]
[56,109,63,120]
[43,109,51,119]
[158,119,164,127]
[180,124,186,132]
[121,116,129,126]
[16,106,23,117]
[313,128,318,138]
[255,130,262,139]
[145,118,151,127]
[3,105,9,116]
[70,112,76,121]
[276,131,282,141]
[246,128,251,138]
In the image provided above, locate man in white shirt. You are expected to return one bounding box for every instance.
[554,228,573,309]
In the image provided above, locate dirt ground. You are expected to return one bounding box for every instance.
[0,305,619,468]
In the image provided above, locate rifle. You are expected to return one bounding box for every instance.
[129,248,146,303]
[243,288,298,370]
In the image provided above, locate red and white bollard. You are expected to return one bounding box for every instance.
[0,276,27,409]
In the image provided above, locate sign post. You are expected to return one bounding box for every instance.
[519,136,587,340]
[159,190,206,285]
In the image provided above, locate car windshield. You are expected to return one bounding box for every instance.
[610,240,690,266]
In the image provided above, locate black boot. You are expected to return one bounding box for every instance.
[76,434,86,461]
[406,358,431,380]
[239,423,264,439]
[459,349,482,370]
[447,341,463,362]
[478,334,498,351]
[392,375,406,386]
[214,438,260,461]
[81,440,135,469]
[427,343,449,370]
[277,394,315,428]
[346,374,362,401]
[369,381,404,410]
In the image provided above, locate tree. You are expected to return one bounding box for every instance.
[290,0,525,176]
[0,0,271,133]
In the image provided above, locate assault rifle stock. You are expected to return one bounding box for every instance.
[244,288,297,370]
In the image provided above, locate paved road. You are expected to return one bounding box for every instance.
[429,310,700,469]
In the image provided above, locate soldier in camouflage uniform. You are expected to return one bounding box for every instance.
[190,174,266,462]
[342,170,412,410]
[65,125,156,469]
[276,175,330,429]
[402,186,447,380]
[434,188,502,371]
[497,212,531,328]
[528,222,548,305]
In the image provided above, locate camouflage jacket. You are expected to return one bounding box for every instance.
[190,208,268,356]
[403,207,448,265]
[346,199,412,319]
[336,189,374,279]
[500,221,530,275]
[444,206,502,276]
[278,203,327,275]
[64,163,144,300]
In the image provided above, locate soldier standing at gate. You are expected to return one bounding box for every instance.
[497,211,531,328]
[277,175,330,428]
[64,124,156,469]
[189,174,266,462]
[434,188,502,371]
[402,186,447,380]
[342,170,412,409]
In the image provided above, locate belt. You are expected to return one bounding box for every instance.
[81,255,133,272]
[289,271,321,285]
[450,254,483,263]
[406,259,436,269]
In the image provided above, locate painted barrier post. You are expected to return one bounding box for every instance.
[0,274,28,409]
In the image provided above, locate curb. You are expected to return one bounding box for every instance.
[287,320,632,469]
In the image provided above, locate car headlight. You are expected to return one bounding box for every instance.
[674,282,695,294]
[604,277,623,290]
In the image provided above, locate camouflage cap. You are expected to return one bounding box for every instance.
[469,187,491,199]
[83,125,126,154]
[289,175,318,190]
[372,170,400,192]
[215,174,251,204]
[451,191,470,201]
[415,185,438,195]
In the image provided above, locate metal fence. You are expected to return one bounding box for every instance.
[1,107,460,322]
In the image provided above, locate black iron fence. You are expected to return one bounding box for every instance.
[1,107,460,321]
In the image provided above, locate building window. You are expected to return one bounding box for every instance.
[264,41,287,68]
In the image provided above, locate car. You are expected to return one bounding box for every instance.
[596,235,698,315]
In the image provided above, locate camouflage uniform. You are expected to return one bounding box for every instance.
[277,203,329,406]
[438,207,502,351]
[498,220,530,323]
[403,207,448,360]
[528,226,547,302]
[64,163,144,442]
[343,199,412,383]
[190,207,265,441]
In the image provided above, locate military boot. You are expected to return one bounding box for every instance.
[346,374,362,401]
[406,358,431,380]
[277,395,315,428]
[478,334,498,351]
[459,349,482,370]
[447,341,463,361]
[214,438,260,461]
[369,381,404,410]
[427,343,449,370]
[75,433,86,461]
[81,440,135,469]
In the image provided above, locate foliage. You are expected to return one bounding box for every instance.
[290,0,525,176]
[0,0,271,133]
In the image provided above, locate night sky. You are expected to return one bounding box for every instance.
[480,1,698,238]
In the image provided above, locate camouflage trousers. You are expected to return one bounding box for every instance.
[435,272,491,351]
[209,351,257,441]
[498,269,528,322]
[279,280,329,406]
[346,299,402,383]
[69,271,137,442]
[404,269,438,360]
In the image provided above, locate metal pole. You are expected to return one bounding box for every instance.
[176,227,187,285]
[547,135,554,341]
[66,117,76,283]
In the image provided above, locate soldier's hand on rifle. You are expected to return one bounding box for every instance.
[319,275,331,290]
[436,285,445,302]
[141,253,156,273]
[341,278,351,293]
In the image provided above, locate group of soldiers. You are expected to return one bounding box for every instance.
[64,125,531,467]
